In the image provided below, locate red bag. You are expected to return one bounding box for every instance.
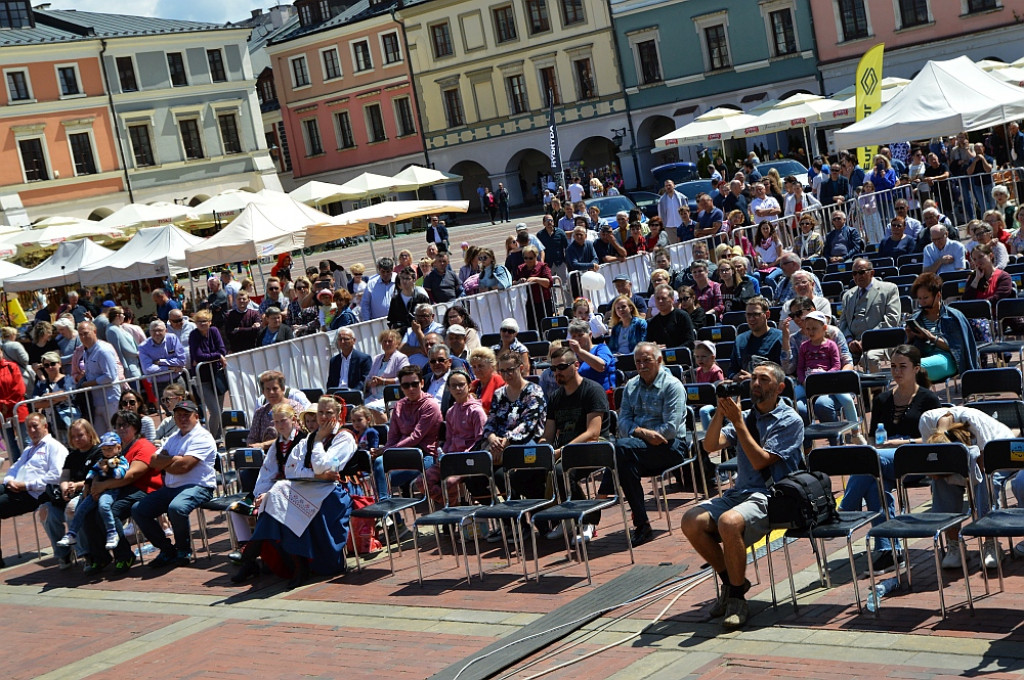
[347,494,383,554]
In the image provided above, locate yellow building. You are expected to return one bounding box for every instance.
[398,0,628,206]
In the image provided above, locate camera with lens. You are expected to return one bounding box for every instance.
[715,381,743,399]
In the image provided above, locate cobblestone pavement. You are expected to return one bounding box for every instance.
[5,479,1024,680]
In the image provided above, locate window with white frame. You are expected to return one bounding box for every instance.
[334,111,355,148]
[559,0,584,26]
[321,47,342,81]
[116,57,138,92]
[5,68,31,102]
[836,0,870,41]
[394,97,416,136]
[897,0,929,28]
[525,0,550,34]
[178,118,204,160]
[218,113,242,154]
[693,12,732,72]
[765,5,797,56]
[128,123,155,167]
[352,40,373,72]
[381,32,402,64]
[442,87,465,127]
[290,55,310,88]
[965,0,998,11]
[68,132,98,175]
[365,103,386,142]
[302,117,324,156]
[56,64,81,96]
[572,58,595,99]
[627,30,663,86]
[17,137,48,181]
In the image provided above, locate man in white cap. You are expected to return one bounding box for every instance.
[445,324,471,364]
[515,222,546,258]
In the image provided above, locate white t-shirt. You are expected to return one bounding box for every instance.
[162,424,218,488]
[568,183,585,203]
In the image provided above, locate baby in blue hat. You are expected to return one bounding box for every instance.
[58,431,129,552]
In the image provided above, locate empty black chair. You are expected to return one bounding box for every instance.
[662,346,694,381]
[413,451,494,585]
[545,327,568,341]
[714,341,734,361]
[866,256,895,269]
[866,443,976,619]
[803,371,863,444]
[474,444,557,581]
[531,442,635,584]
[517,330,540,343]
[960,368,1023,402]
[820,280,844,301]
[826,261,853,274]
[480,332,500,347]
[221,409,248,430]
[224,428,250,452]
[301,388,324,403]
[874,266,899,280]
[383,384,402,411]
[199,448,266,557]
[697,325,737,343]
[898,263,923,276]
[616,353,637,374]
[897,254,922,268]
[349,448,430,576]
[721,311,747,327]
[823,271,854,287]
[542,316,570,334]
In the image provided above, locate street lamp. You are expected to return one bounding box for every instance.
[610,127,626,151]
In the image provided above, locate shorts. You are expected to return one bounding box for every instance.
[697,490,770,547]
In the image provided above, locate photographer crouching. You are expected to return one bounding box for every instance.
[681,362,803,628]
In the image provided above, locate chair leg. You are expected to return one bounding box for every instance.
[459,521,472,584]
[350,531,363,573]
[31,512,42,560]
[765,539,779,610]
[846,536,863,615]
[618,494,635,565]
[866,546,880,617]
[781,536,798,611]
[749,543,761,586]
[976,536,990,596]
[11,515,22,557]
[384,514,397,577]
[579,522,593,586]
[413,523,423,586]
[532,517,542,581]
[962,536,976,617]
[995,538,1007,594]
[936,536,952,620]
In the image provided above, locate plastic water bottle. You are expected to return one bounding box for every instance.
[865,576,899,612]
[875,423,888,447]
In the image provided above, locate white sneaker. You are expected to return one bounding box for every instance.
[545,523,565,540]
[572,524,596,546]
[941,540,963,569]
[983,541,1000,570]
[104,531,119,550]
[57,532,77,547]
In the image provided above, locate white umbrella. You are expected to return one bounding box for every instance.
[389,165,463,192]
[79,224,205,287]
[754,93,838,133]
[289,180,356,207]
[0,259,28,281]
[188,188,294,224]
[96,201,198,233]
[304,200,468,247]
[819,81,909,124]
[655,107,760,148]
[17,218,124,247]
[335,172,403,198]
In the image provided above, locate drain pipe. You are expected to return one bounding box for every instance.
[100,39,135,203]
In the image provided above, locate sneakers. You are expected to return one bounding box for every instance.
[983,541,1000,570]
[57,555,74,571]
[571,524,596,546]
[630,523,653,546]
[148,550,178,569]
[722,597,750,628]
[228,493,256,516]
[545,523,565,541]
[113,554,136,574]
[941,540,963,569]
[865,550,905,577]
[709,579,751,618]
[175,550,193,567]
[57,532,77,547]
[104,531,119,550]
[82,560,110,576]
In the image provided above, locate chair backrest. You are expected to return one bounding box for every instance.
[893,443,970,480]
[501,444,555,500]
[897,254,922,268]
[232,447,265,469]
[545,327,568,341]
[438,451,494,506]
[714,341,734,360]
[940,269,973,283]
[827,261,852,274]
[823,271,854,287]
[948,299,992,321]
[820,280,844,301]
[683,381,717,407]
[866,256,895,269]
[382,447,425,474]
[899,295,914,317]
[721,310,747,327]
[328,388,364,406]
[965,400,1024,434]
[542,316,569,332]
[480,332,500,347]
[517,330,540,343]
[859,327,907,354]
[887,274,918,287]
[996,298,1024,334]
[561,441,616,476]
[224,428,250,452]
[961,368,1024,402]
[383,384,402,406]
[874,266,899,280]
[371,423,389,442]
[662,346,693,367]
[898,262,923,276]
[222,409,248,429]
[340,448,373,477]
[940,279,968,301]
[804,370,861,402]
[524,340,550,359]
[697,325,737,343]
[616,353,637,373]
[808,445,881,478]
[301,388,324,403]
[981,438,1024,477]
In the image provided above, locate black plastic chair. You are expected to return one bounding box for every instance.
[542,316,570,334]
[697,325,737,343]
[517,330,541,343]
[820,280,844,301]
[224,428,250,452]
[616,353,637,374]
[898,262,923,276]
[383,384,402,412]
[474,445,557,581]
[803,371,863,444]
[897,254,922,268]
[480,332,500,347]
[301,388,324,403]
[960,438,1024,600]
[198,448,266,557]
[644,408,701,531]
[545,327,568,341]
[778,446,889,614]
[221,409,248,430]
[714,341,734,361]
[349,448,431,576]
[866,256,895,269]
[823,271,854,287]
[965,400,1024,435]
[980,298,1024,366]
[412,451,494,585]
[960,368,1023,403]
[530,442,635,584]
[866,443,975,619]
[721,310,747,327]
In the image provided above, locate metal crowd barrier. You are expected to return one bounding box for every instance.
[10,366,194,451]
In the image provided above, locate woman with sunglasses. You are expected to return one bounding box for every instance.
[31,351,78,436]
[477,247,512,292]
[490,318,531,369]
[676,286,706,330]
[513,246,553,332]
[116,389,156,441]
[966,218,1008,269]
[793,214,824,259]
[153,383,189,444]
[286,276,319,335]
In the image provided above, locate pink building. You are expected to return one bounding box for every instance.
[809,0,1024,94]
[267,2,426,193]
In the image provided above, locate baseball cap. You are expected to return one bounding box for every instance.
[317,288,334,300]
[100,431,121,447]
[173,400,200,414]
[804,310,829,325]
[694,340,716,356]
[102,300,116,308]
[500,317,519,332]
[447,324,467,336]
[515,222,528,232]
[613,274,630,283]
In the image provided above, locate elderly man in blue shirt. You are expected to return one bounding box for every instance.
[598,341,686,546]
[139,320,187,393]
[682,362,803,629]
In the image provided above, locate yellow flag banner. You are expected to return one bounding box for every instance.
[854,43,885,168]
[6,297,27,327]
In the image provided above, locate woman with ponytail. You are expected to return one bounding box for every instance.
[838,344,940,575]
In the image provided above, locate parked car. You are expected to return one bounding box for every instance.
[626,191,659,219]
[651,162,699,188]
[584,195,649,224]
[756,159,809,188]
[676,179,714,213]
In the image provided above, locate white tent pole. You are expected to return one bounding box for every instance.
[389,222,398,260]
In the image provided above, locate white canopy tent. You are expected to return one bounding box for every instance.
[289,181,360,207]
[0,259,28,283]
[655,106,760,148]
[184,198,331,271]
[4,238,115,293]
[389,165,463,192]
[304,200,469,247]
[833,56,1024,149]
[96,201,198,233]
[188,189,291,224]
[78,224,205,287]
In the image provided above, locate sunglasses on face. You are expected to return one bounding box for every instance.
[551,361,575,372]
[400,381,420,389]
[43,362,58,368]
[121,399,137,406]
[429,358,448,365]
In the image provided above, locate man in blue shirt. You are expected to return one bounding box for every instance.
[727,297,783,380]
[567,320,615,389]
[823,211,864,263]
[923,224,966,275]
[537,214,569,282]
[565,225,599,272]
[152,289,180,322]
[682,361,803,628]
[600,342,686,545]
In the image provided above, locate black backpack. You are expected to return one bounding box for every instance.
[766,470,840,530]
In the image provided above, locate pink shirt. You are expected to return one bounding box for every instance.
[695,364,724,383]
[797,338,841,385]
[443,398,487,453]
[386,394,442,456]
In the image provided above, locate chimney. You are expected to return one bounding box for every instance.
[250,8,263,18]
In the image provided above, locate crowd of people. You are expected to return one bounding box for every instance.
[0,132,1023,625]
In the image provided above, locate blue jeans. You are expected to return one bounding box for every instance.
[931,474,994,519]
[43,500,90,560]
[760,267,786,295]
[131,484,213,556]
[839,447,898,553]
[69,491,116,537]
[373,454,434,499]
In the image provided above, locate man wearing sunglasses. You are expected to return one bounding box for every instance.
[838,258,901,368]
[376,365,442,500]
[422,343,468,415]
